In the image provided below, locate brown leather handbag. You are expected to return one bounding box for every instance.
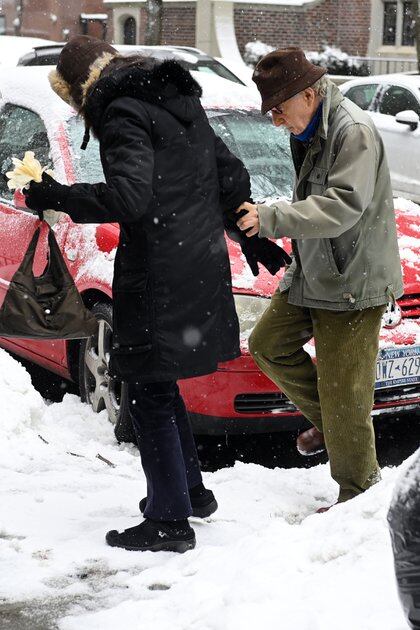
[0,224,98,339]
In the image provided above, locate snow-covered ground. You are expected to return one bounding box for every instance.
[0,348,414,629]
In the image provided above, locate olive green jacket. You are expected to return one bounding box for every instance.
[258,82,404,311]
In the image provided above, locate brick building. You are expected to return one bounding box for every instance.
[0,0,112,42]
[0,0,416,67]
[106,0,418,72]
[233,0,371,57]
[105,0,371,55]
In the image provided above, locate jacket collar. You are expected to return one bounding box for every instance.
[317,81,344,141]
[290,82,344,196]
[83,58,203,136]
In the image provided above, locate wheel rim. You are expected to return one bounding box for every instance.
[83,319,121,424]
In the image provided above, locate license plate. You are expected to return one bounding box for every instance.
[375,346,420,390]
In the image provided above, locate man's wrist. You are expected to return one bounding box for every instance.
[257,204,275,239]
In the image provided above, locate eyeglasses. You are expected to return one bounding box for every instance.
[271,105,284,115]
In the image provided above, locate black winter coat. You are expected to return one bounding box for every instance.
[62,59,251,382]
[388,450,420,629]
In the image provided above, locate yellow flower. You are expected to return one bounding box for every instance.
[6,151,54,191]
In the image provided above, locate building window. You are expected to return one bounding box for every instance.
[383,0,417,47]
[123,16,136,45]
[402,1,416,46]
[383,2,398,45]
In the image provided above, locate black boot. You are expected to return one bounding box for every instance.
[105,518,196,553]
[139,484,218,519]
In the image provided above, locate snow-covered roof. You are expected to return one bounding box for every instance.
[342,72,420,91]
[0,66,72,130]
[0,35,61,67]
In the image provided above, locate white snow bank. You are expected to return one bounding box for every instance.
[395,196,420,216]
[0,348,412,630]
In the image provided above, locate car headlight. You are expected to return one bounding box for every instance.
[234,294,270,339]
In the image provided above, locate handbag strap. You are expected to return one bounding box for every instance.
[15,221,74,288]
[17,225,42,279]
[46,222,74,283]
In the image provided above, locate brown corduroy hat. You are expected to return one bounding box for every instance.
[252,47,327,115]
[49,35,117,109]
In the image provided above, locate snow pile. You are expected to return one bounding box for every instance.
[243,41,369,76]
[0,348,44,438]
[243,40,275,68]
[0,348,413,629]
[306,45,369,76]
[395,196,420,216]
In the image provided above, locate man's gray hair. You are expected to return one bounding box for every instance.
[311,75,331,98]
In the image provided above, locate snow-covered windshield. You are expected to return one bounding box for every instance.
[68,110,293,202]
[208,110,293,201]
[68,118,104,185]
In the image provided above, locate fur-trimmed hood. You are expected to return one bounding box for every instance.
[82,58,203,137]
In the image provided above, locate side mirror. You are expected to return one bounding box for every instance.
[395,110,419,131]
[13,188,28,209]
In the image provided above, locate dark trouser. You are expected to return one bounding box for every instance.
[127,380,203,521]
[249,289,385,502]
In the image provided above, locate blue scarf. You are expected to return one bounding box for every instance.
[292,103,323,143]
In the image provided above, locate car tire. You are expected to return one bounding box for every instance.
[78,301,136,444]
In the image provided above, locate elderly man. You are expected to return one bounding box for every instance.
[237,48,403,508]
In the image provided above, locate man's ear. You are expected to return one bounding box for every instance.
[303,87,316,105]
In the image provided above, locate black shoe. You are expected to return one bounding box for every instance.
[105,518,196,553]
[139,488,218,519]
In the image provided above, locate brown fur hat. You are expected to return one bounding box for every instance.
[48,35,117,109]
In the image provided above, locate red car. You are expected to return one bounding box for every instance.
[0,67,419,439]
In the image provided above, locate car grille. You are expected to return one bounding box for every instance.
[235,384,420,415]
[234,393,298,414]
[398,294,420,318]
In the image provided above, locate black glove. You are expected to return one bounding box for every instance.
[241,234,292,276]
[224,207,292,276]
[24,172,69,213]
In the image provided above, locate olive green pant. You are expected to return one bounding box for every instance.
[249,289,385,502]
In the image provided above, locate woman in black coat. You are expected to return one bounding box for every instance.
[388,451,420,629]
[26,36,289,552]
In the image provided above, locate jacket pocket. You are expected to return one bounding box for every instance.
[323,238,343,278]
[307,167,328,195]
[298,237,347,304]
[112,285,153,351]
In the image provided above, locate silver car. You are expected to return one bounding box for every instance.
[341,73,420,203]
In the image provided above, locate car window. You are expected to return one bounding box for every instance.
[191,61,245,85]
[68,110,294,202]
[344,84,379,110]
[208,111,294,201]
[379,85,420,117]
[0,104,51,202]
[68,117,104,184]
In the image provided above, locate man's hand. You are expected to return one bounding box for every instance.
[236,202,260,237]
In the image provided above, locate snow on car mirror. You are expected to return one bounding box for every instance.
[13,188,28,210]
[395,110,419,131]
